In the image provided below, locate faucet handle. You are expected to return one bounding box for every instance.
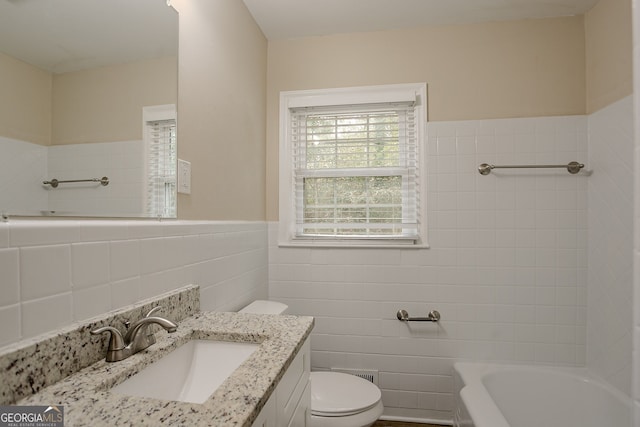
[91,326,127,362]
[91,326,125,349]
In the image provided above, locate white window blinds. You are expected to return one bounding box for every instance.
[290,103,420,240]
[146,118,177,218]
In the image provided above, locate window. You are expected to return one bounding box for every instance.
[279,83,427,247]
[143,104,177,218]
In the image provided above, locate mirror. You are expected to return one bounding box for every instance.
[0,0,178,218]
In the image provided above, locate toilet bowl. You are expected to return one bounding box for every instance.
[239,300,384,427]
[309,371,383,427]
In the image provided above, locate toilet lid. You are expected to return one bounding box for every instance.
[238,300,288,314]
[310,372,381,417]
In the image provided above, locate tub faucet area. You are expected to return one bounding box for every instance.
[91,307,178,362]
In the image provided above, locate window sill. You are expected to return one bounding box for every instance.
[278,239,430,249]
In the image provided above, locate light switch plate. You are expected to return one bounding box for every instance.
[177,159,191,194]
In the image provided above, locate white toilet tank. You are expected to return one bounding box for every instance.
[239,300,289,315]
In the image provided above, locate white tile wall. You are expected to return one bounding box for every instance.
[269,114,591,423]
[47,140,146,216]
[0,220,268,347]
[20,245,72,299]
[0,137,48,214]
[587,96,634,397]
[0,139,148,217]
[21,293,73,339]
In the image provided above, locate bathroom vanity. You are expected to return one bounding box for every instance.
[251,338,311,427]
[0,286,313,426]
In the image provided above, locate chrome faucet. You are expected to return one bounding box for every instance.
[91,307,178,362]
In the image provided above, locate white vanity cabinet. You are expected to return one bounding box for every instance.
[252,338,310,427]
[251,394,276,427]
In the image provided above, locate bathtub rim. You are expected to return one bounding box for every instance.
[454,362,631,427]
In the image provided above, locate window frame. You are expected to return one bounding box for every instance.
[278,83,428,248]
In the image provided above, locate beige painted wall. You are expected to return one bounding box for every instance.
[585,0,633,113]
[265,16,587,220]
[52,56,177,145]
[0,53,177,146]
[172,0,267,220]
[0,52,52,146]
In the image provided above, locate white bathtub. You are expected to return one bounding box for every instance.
[453,362,630,427]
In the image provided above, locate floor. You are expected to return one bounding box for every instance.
[372,421,446,427]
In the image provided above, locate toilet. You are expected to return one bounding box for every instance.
[239,300,384,427]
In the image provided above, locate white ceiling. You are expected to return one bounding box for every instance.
[0,0,600,74]
[0,0,177,74]
[242,0,600,40]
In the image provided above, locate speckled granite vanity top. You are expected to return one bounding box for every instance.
[0,286,314,426]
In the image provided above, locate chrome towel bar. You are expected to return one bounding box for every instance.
[478,161,584,175]
[43,176,109,188]
[396,309,441,322]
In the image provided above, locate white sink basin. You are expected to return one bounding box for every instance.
[111,340,259,404]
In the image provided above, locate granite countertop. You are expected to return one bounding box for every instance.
[17,311,314,427]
